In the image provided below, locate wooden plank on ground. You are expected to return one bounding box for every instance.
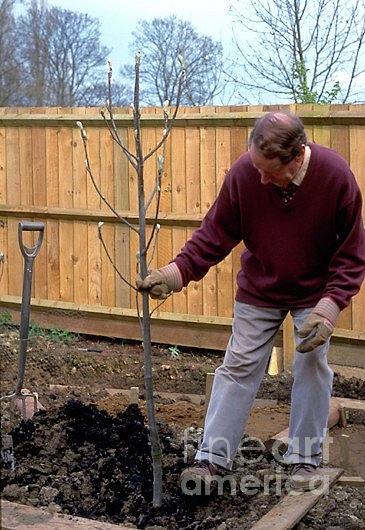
[333,396,365,412]
[337,475,365,487]
[1,499,135,530]
[250,468,343,530]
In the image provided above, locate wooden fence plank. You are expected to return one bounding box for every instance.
[86,110,102,305]
[5,128,20,207]
[0,125,8,293]
[19,127,33,207]
[230,125,247,301]
[172,226,187,314]
[216,106,233,318]
[45,218,60,301]
[185,107,203,316]
[45,109,60,301]
[100,127,114,212]
[283,314,295,371]
[7,218,22,297]
[157,226,173,313]
[88,221,102,305]
[129,228,139,310]
[171,127,187,213]
[156,127,173,312]
[32,123,47,300]
[0,217,8,294]
[101,223,116,307]
[99,126,116,308]
[200,109,218,316]
[171,117,188,315]
[71,108,88,304]
[58,122,74,302]
[5,122,21,297]
[349,123,365,331]
[0,126,6,205]
[114,125,130,308]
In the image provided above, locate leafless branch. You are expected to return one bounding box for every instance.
[76,121,139,234]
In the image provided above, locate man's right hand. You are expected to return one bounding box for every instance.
[136,263,183,300]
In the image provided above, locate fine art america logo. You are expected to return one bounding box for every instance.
[180,429,337,496]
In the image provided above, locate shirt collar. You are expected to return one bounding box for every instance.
[292,145,311,186]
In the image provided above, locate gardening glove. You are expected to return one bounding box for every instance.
[136,263,183,300]
[297,297,340,353]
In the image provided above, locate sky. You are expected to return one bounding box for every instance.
[16,0,365,104]
[48,0,234,78]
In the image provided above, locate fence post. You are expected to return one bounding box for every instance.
[283,314,295,371]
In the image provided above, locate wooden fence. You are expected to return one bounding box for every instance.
[0,105,364,366]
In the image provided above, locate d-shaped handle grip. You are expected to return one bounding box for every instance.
[18,221,45,259]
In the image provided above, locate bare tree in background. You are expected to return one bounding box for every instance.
[17,0,113,106]
[228,0,365,103]
[0,0,22,105]
[17,0,49,105]
[122,16,223,105]
[82,79,131,107]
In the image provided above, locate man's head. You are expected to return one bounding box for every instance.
[249,112,307,187]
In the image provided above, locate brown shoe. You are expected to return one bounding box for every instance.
[180,460,220,495]
[289,464,323,491]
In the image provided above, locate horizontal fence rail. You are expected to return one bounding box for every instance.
[0,104,364,361]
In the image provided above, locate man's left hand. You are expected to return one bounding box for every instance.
[297,313,334,352]
[297,297,340,353]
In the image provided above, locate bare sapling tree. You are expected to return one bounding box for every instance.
[77,53,185,507]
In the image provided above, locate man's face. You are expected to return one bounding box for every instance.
[250,145,305,188]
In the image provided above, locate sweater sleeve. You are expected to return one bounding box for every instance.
[323,187,365,310]
[173,173,242,286]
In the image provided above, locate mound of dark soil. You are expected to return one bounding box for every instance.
[2,400,364,529]
[1,401,281,529]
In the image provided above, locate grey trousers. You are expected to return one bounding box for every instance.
[196,301,333,469]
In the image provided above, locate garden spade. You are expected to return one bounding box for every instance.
[0,221,45,420]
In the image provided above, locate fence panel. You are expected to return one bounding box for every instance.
[0,104,364,348]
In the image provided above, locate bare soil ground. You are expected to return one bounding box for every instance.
[1,322,364,529]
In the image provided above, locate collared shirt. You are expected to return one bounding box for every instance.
[292,145,311,186]
[277,145,312,203]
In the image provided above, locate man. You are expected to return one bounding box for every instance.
[138,112,365,492]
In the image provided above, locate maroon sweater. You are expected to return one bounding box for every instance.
[174,143,365,309]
